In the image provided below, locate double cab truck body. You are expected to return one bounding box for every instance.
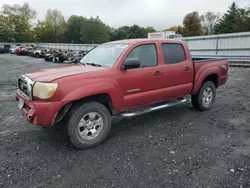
[16,39,229,149]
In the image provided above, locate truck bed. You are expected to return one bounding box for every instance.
[191,57,229,94]
[192,57,227,63]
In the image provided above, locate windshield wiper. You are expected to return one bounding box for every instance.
[86,62,102,67]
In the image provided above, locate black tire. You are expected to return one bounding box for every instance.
[35,53,40,58]
[191,81,216,111]
[67,102,111,149]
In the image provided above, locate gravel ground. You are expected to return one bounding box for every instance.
[0,54,250,188]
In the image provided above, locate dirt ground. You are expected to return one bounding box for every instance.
[0,54,250,188]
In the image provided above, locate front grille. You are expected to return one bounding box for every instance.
[18,78,29,96]
[18,75,34,99]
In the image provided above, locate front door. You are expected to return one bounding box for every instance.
[118,43,163,111]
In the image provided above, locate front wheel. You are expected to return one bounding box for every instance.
[67,102,111,149]
[191,81,216,111]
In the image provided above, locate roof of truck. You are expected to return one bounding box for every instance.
[105,38,184,45]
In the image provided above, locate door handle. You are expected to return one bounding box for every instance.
[153,71,163,76]
[184,67,191,71]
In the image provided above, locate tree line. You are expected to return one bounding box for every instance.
[0,2,249,44]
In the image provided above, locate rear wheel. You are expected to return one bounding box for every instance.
[67,102,111,149]
[191,81,216,111]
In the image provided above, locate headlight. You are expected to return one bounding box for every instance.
[33,82,58,99]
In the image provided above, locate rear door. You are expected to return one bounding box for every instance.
[118,43,163,111]
[160,42,194,100]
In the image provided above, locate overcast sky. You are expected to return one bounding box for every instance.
[1,0,249,30]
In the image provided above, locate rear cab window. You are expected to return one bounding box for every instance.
[161,43,186,64]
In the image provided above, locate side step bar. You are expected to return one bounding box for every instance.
[120,98,188,118]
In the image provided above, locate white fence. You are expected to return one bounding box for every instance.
[1,32,250,58]
[0,42,97,52]
[37,43,97,52]
[182,32,250,58]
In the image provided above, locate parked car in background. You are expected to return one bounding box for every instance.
[43,49,62,61]
[0,45,11,54]
[14,46,24,54]
[79,50,88,57]
[29,48,49,58]
[16,47,34,56]
[9,45,21,54]
[30,49,44,58]
[16,38,229,149]
[40,49,50,58]
[28,49,36,56]
[52,51,68,63]
[9,46,18,54]
[67,51,88,64]
[43,50,88,63]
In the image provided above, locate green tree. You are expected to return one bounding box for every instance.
[65,15,88,43]
[234,7,250,32]
[0,14,31,42]
[2,3,36,21]
[65,15,111,43]
[33,21,46,42]
[177,25,184,34]
[183,11,203,36]
[109,25,156,41]
[109,26,129,41]
[0,15,11,41]
[43,9,66,42]
[127,25,146,38]
[165,26,179,32]
[80,16,110,43]
[214,2,239,34]
[0,2,36,42]
[143,26,156,35]
[165,25,184,34]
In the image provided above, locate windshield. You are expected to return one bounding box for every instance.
[80,44,129,67]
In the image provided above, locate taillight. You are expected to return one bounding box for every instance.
[220,64,229,75]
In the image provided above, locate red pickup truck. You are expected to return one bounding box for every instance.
[16,39,229,149]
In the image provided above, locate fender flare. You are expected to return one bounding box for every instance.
[62,83,122,112]
[192,66,220,94]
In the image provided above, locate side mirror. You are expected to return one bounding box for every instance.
[121,58,140,71]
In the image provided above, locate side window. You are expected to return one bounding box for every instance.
[125,44,157,68]
[161,43,186,64]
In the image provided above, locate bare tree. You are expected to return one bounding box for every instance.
[200,12,220,34]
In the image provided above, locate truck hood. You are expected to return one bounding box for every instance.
[25,64,105,82]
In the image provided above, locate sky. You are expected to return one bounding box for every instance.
[1,0,249,30]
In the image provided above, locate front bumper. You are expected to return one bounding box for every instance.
[16,89,64,126]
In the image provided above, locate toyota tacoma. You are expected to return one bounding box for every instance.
[16,39,229,149]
